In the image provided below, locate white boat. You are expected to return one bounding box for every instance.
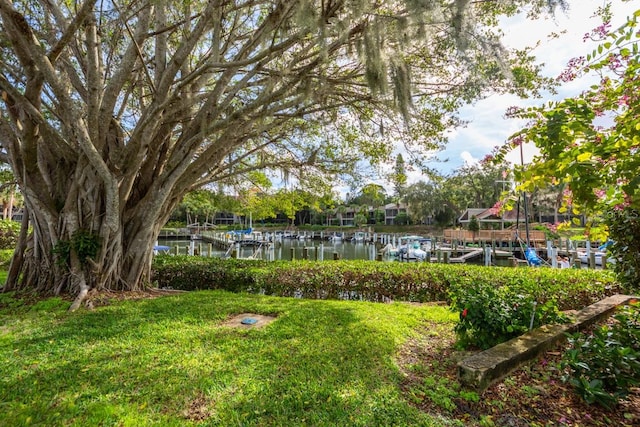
[380,243,399,257]
[398,235,432,261]
[577,251,614,266]
[576,240,615,266]
[352,231,366,242]
[329,232,343,242]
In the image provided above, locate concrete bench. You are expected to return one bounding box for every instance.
[458,294,637,391]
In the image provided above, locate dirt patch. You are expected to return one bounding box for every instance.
[183,392,213,421]
[397,322,640,426]
[83,288,186,308]
[221,313,277,329]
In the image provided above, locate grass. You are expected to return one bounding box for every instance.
[0,290,458,426]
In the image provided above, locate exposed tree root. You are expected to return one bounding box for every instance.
[68,285,90,312]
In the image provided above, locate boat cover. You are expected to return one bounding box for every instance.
[525,247,542,266]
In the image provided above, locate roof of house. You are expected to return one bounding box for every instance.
[458,208,489,222]
[458,207,526,223]
[383,202,407,210]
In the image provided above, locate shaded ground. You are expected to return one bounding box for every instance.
[6,290,637,425]
[83,288,187,306]
[398,322,640,427]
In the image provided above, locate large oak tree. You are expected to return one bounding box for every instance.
[0,0,563,307]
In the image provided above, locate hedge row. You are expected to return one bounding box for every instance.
[151,256,621,311]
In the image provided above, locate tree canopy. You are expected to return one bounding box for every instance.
[0,0,566,304]
[403,160,510,226]
[498,7,639,215]
[496,6,639,290]
[348,183,388,207]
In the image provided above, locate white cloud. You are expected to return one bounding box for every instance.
[460,151,479,166]
[432,0,637,174]
[346,1,636,197]
[503,142,541,167]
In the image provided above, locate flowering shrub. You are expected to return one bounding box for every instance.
[533,223,560,240]
[450,280,568,350]
[493,12,640,229]
[561,301,640,409]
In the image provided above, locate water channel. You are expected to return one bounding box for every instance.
[156,238,381,261]
[157,233,608,268]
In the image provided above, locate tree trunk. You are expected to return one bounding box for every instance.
[4,194,169,306]
[3,205,29,292]
[1,174,192,306]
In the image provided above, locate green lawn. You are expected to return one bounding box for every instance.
[0,291,458,426]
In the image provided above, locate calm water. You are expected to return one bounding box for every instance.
[156,238,380,261]
[157,236,606,268]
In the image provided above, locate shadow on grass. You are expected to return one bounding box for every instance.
[2,291,444,426]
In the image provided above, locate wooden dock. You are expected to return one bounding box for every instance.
[449,249,484,263]
[443,229,547,247]
[157,227,608,269]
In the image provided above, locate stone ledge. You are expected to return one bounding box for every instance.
[458,294,637,391]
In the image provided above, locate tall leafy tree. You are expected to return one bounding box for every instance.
[391,154,408,199]
[443,161,507,211]
[498,5,639,289]
[528,184,566,223]
[356,184,387,208]
[403,180,455,226]
[272,189,309,226]
[0,0,564,306]
[180,189,218,224]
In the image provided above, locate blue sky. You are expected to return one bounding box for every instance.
[399,0,638,186]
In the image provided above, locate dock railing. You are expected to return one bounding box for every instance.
[443,229,547,246]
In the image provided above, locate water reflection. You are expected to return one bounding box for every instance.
[157,238,380,261]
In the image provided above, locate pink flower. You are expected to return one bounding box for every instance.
[618,95,630,106]
[489,200,503,215]
[510,135,524,147]
[593,188,606,200]
[583,22,611,41]
[558,56,586,82]
[504,106,523,118]
[481,154,494,165]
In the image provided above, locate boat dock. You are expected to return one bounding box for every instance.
[156,227,609,268]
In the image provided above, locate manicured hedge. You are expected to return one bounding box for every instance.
[151,256,621,310]
[151,256,267,293]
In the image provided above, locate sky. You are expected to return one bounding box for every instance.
[384,0,639,193]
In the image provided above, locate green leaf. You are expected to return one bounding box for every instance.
[576,152,592,162]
